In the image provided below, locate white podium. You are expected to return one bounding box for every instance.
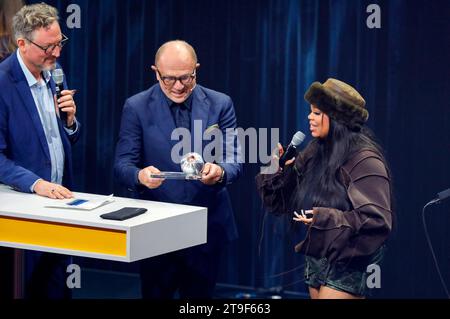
[0,184,207,262]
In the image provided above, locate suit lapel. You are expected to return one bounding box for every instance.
[151,87,178,149]
[190,86,209,154]
[150,85,210,154]
[11,54,50,160]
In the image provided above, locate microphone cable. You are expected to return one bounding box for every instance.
[422,198,450,298]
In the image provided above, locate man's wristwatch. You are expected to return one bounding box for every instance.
[217,166,225,184]
[66,121,76,130]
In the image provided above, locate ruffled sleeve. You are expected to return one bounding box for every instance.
[255,160,300,216]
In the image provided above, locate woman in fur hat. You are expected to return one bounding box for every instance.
[256,78,393,299]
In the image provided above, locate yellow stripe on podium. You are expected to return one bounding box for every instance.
[0,216,127,256]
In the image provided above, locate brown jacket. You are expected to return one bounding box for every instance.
[255,148,393,264]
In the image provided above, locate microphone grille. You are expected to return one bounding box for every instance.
[291,131,305,146]
[52,68,64,84]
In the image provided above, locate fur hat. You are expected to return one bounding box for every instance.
[304,78,369,129]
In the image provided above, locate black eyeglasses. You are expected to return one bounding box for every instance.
[155,68,196,86]
[26,33,69,55]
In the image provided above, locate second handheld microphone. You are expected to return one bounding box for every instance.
[52,68,66,124]
[279,131,305,168]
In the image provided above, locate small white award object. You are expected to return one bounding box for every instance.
[148,152,204,180]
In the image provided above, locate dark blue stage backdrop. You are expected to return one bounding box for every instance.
[28,0,450,298]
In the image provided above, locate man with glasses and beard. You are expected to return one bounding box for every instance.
[115,40,242,299]
[0,3,80,298]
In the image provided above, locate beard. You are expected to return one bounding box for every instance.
[33,57,57,72]
[40,62,57,72]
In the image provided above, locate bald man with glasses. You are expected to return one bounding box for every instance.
[115,40,242,299]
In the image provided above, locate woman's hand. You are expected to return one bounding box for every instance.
[268,143,295,173]
[293,209,315,225]
[276,143,295,166]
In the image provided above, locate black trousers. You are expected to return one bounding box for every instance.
[140,245,223,299]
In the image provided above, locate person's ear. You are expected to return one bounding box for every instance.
[151,65,159,79]
[17,38,26,51]
[195,63,200,70]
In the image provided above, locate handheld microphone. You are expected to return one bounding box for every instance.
[52,68,66,124]
[426,188,450,206]
[279,131,305,168]
[436,188,450,203]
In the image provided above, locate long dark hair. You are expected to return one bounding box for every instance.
[0,0,24,61]
[290,119,390,212]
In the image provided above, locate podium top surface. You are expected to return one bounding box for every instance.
[0,184,206,230]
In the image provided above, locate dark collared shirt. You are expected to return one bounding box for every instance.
[165,92,193,131]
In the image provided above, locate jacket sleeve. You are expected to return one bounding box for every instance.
[216,96,242,185]
[66,120,81,144]
[0,94,40,192]
[255,159,300,215]
[295,154,393,263]
[113,99,143,191]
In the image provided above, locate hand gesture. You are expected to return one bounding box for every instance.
[293,209,315,225]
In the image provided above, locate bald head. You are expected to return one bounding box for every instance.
[152,40,199,103]
[155,40,197,67]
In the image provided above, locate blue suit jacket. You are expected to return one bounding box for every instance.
[0,52,80,192]
[114,84,242,249]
